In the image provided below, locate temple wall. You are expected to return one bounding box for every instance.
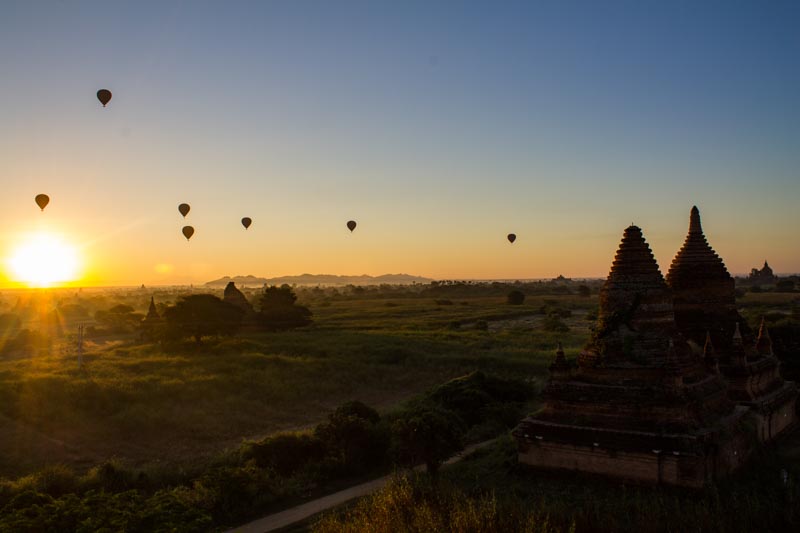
[713,427,752,477]
[754,395,798,442]
[516,408,752,488]
[518,440,707,488]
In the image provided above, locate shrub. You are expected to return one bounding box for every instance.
[240,433,325,477]
[542,314,570,333]
[507,290,525,305]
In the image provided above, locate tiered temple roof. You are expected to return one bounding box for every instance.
[666,208,797,435]
[666,206,745,351]
[584,225,679,367]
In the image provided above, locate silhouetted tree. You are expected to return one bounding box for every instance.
[391,404,464,476]
[94,304,142,332]
[314,400,388,471]
[577,284,592,297]
[258,285,312,331]
[162,294,243,344]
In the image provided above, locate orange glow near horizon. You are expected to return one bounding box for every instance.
[5,233,82,288]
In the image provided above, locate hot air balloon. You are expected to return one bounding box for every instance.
[178,203,190,217]
[182,226,194,241]
[507,233,516,243]
[97,89,112,107]
[241,217,252,229]
[35,194,50,211]
[347,220,357,232]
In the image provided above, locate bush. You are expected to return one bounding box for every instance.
[241,433,325,477]
[83,460,136,493]
[426,372,533,428]
[542,314,570,333]
[507,290,525,305]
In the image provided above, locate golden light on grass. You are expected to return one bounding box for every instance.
[6,233,81,288]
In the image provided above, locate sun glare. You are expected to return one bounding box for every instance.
[7,234,81,287]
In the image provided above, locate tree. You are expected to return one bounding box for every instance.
[314,401,388,471]
[94,304,142,332]
[162,294,243,343]
[577,284,592,297]
[507,290,525,305]
[258,285,312,331]
[391,404,464,476]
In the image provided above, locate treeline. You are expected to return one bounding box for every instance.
[142,285,312,343]
[0,372,534,532]
[295,279,604,303]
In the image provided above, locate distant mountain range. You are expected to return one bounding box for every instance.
[205,273,434,287]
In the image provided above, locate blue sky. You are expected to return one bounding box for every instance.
[1,1,798,284]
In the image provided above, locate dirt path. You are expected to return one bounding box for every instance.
[227,439,496,533]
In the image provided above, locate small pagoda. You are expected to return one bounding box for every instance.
[140,296,162,341]
[514,225,751,487]
[666,207,797,442]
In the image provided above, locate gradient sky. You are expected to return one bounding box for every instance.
[1,1,798,286]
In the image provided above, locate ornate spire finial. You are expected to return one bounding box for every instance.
[689,206,702,235]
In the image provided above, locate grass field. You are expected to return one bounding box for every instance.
[0,291,596,478]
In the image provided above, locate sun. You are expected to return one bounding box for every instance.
[7,233,81,288]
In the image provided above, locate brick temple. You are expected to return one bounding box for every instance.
[513,207,797,487]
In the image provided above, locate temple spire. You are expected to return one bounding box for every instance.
[703,331,719,373]
[731,322,747,366]
[550,342,570,377]
[145,296,159,320]
[555,342,566,364]
[756,317,773,356]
